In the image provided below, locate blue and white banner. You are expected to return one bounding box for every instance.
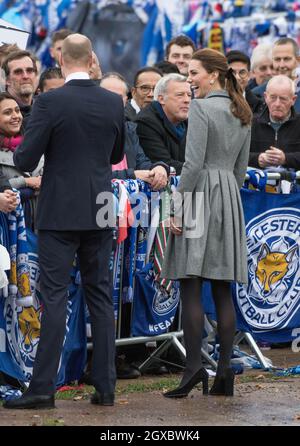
[131,263,180,336]
[0,226,86,388]
[233,188,300,343]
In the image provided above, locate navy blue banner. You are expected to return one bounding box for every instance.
[233,188,300,343]
[131,263,180,336]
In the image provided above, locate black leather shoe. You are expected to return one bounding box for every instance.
[90,391,114,406]
[3,392,55,410]
[163,367,209,398]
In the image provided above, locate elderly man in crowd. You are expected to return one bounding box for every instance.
[249,75,300,170]
[135,73,191,174]
[248,43,273,90]
[252,38,300,112]
[125,67,162,121]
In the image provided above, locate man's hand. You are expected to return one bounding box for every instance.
[0,190,18,213]
[134,170,155,183]
[150,165,168,190]
[25,176,42,190]
[258,152,270,168]
[265,146,286,166]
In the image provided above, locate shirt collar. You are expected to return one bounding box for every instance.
[130,98,141,114]
[65,72,90,84]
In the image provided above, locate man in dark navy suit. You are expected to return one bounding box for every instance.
[4,34,125,409]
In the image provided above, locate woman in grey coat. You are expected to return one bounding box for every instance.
[162,49,252,398]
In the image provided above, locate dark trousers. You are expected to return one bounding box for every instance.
[28,229,116,396]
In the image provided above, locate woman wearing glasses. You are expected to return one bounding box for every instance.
[161,49,252,398]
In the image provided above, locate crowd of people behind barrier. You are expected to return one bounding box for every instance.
[0,30,300,409]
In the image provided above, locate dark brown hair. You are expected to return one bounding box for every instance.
[165,35,196,59]
[51,28,74,45]
[2,50,37,77]
[192,48,252,126]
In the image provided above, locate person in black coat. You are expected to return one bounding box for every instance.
[100,73,169,188]
[249,75,300,170]
[135,74,190,175]
[226,50,264,117]
[4,34,125,410]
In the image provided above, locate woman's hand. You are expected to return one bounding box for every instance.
[170,216,182,235]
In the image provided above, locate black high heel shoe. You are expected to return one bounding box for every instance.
[209,368,235,396]
[163,367,209,398]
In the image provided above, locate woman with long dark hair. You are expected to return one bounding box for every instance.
[161,48,252,398]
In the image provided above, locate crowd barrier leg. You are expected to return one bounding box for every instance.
[207,317,276,370]
[234,332,275,370]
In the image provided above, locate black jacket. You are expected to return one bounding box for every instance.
[112,121,169,180]
[14,80,125,230]
[245,86,264,117]
[135,101,187,174]
[249,106,300,169]
[124,101,138,122]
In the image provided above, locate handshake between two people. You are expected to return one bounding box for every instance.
[134,165,168,190]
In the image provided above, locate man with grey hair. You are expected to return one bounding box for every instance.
[249,75,300,170]
[136,73,191,174]
[248,43,273,90]
[4,33,125,410]
[100,72,168,189]
[252,37,300,112]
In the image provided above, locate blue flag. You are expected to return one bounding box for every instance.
[233,187,300,343]
[131,263,180,336]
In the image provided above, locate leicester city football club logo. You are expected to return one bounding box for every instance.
[236,208,300,330]
[152,281,180,316]
[5,248,41,381]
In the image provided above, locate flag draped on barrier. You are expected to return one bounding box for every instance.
[0,217,86,387]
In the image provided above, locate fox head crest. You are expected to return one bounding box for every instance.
[255,243,298,297]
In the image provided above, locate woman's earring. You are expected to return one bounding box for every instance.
[210,80,214,85]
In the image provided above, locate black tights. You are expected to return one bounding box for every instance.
[179,278,236,385]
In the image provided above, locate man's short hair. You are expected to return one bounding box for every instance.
[51,28,73,46]
[250,43,272,70]
[100,72,129,95]
[133,66,163,87]
[266,74,296,95]
[38,67,63,92]
[153,60,180,75]
[165,35,196,59]
[153,73,188,100]
[226,50,251,71]
[2,50,37,76]
[273,37,299,57]
[61,34,92,66]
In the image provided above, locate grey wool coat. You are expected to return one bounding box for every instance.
[161,90,251,284]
